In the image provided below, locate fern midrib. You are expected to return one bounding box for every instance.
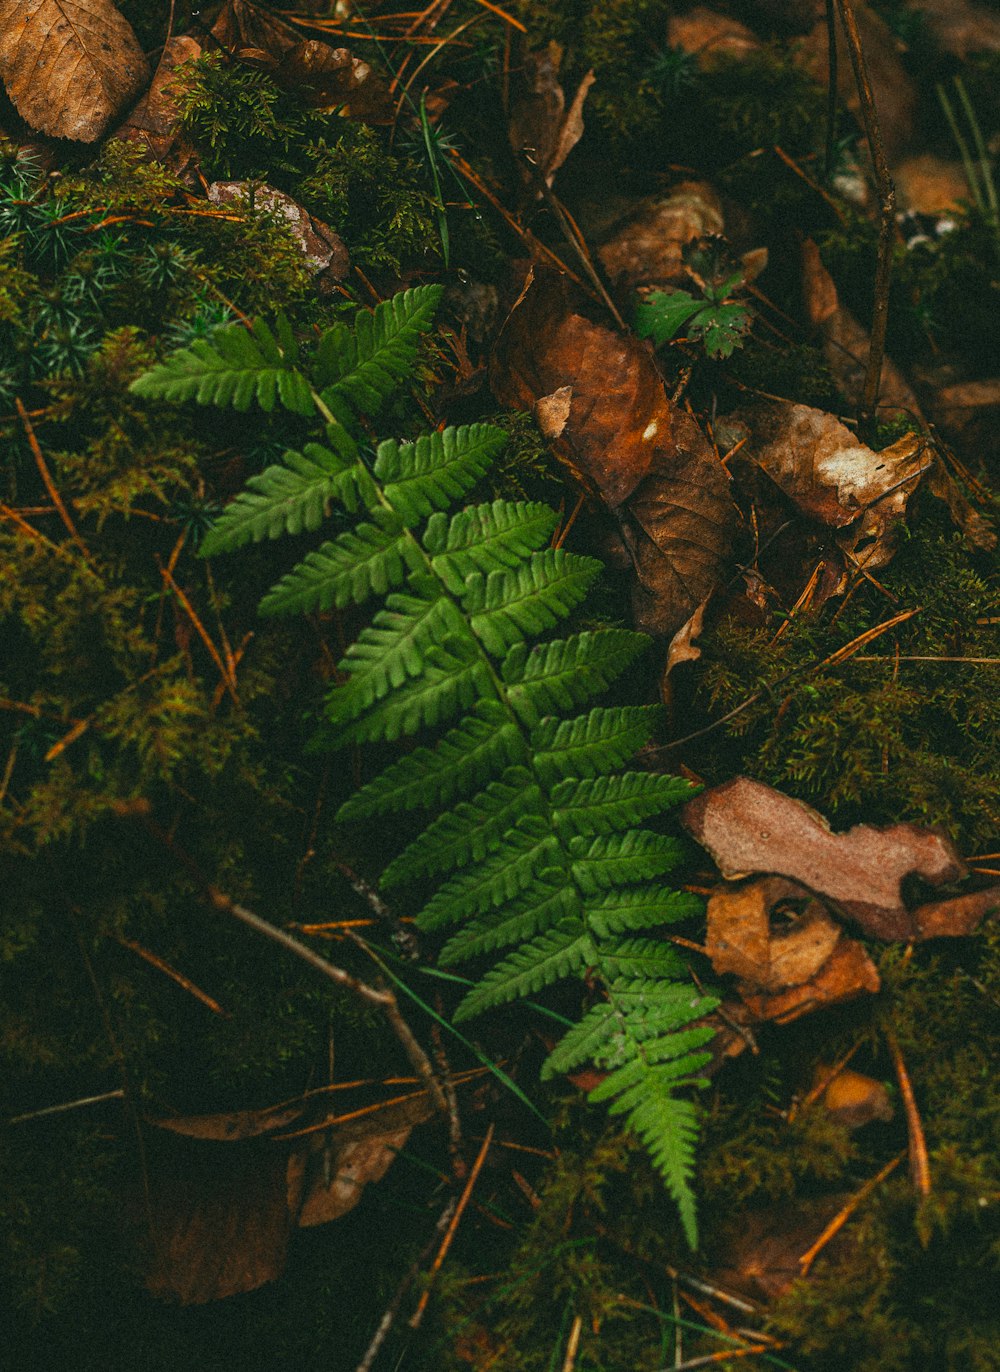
[307,385,679,1038]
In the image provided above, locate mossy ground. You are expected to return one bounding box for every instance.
[2,2,998,1368]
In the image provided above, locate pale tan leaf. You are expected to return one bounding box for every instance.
[0,0,150,142]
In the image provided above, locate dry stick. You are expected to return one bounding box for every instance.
[885,1027,932,1195]
[659,1348,774,1371]
[834,0,896,443]
[15,399,91,562]
[7,1088,126,1126]
[115,935,229,1017]
[354,1194,459,1372]
[824,0,839,180]
[157,559,240,707]
[409,1123,495,1329]
[561,1314,584,1372]
[111,798,447,1117]
[798,1151,904,1275]
[333,857,420,960]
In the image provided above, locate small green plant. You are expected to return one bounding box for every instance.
[634,238,753,359]
[130,286,718,1245]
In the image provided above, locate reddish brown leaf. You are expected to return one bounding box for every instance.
[0,0,151,142]
[740,937,882,1023]
[597,182,724,293]
[490,269,735,636]
[666,7,760,66]
[211,0,298,56]
[817,1067,894,1130]
[682,777,975,940]
[908,0,1000,57]
[276,40,392,120]
[115,35,201,171]
[715,1195,853,1302]
[151,1103,305,1141]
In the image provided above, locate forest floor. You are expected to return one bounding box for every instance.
[1,1,999,1370]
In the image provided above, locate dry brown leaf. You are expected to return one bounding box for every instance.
[663,597,709,677]
[0,0,150,142]
[115,35,201,171]
[276,40,392,120]
[715,1195,853,1302]
[150,1102,305,1141]
[800,240,923,427]
[682,777,981,940]
[211,0,299,56]
[666,6,760,66]
[746,399,930,572]
[706,878,841,991]
[207,181,349,285]
[740,937,882,1023]
[490,269,735,637]
[894,154,971,215]
[597,182,724,292]
[909,0,1000,56]
[817,1067,894,1129]
[507,42,594,187]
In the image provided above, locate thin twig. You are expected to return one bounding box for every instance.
[111,799,447,1115]
[834,0,896,442]
[561,1314,584,1372]
[824,0,839,180]
[354,1195,458,1372]
[798,1152,904,1274]
[333,857,420,960]
[886,1028,931,1195]
[115,935,229,1017]
[15,398,90,561]
[7,1088,126,1126]
[409,1123,495,1328]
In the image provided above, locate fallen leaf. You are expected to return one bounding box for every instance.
[276,40,392,120]
[816,1067,893,1129]
[931,378,1000,466]
[666,7,761,66]
[490,269,736,637]
[115,35,201,172]
[715,1195,853,1302]
[740,937,882,1023]
[746,398,930,572]
[800,240,924,427]
[150,1102,306,1141]
[211,0,299,56]
[682,777,983,941]
[706,878,840,991]
[663,597,709,677]
[909,885,1000,939]
[0,0,151,142]
[507,42,594,187]
[893,154,971,215]
[207,181,349,285]
[908,0,1000,56]
[597,182,724,293]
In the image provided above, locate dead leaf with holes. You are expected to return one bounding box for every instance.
[0,0,151,142]
[490,268,736,637]
[745,400,931,576]
[683,776,1000,941]
[704,876,881,1024]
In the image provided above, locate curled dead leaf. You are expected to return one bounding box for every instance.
[115,35,201,173]
[0,0,150,142]
[682,777,988,941]
[276,41,392,120]
[597,182,724,293]
[508,42,594,188]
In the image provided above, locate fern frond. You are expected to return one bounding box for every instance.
[591,937,684,980]
[374,425,507,525]
[570,832,686,895]
[439,881,579,964]
[199,440,375,556]
[314,285,442,417]
[598,1085,702,1249]
[129,316,314,416]
[326,589,470,724]
[552,772,696,839]
[424,500,558,594]
[454,922,595,1020]
[380,768,544,887]
[531,705,661,784]
[259,512,419,615]
[335,644,492,743]
[585,887,702,938]
[463,551,602,657]
[415,822,561,929]
[337,702,523,820]
[503,629,650,727]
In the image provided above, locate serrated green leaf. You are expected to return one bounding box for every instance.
[570,831,686,895]
[317,285,442,416]
[633,290,703,347]
[454,922,594,1020]
[552,772,696,839]
[376,425,507,525]
[464,550,602,657]
[416,823,561,929]
[425,500,558,594]
[503,630,650,727]
[259,514,419,616]
[585,887,701,938]
[531,705,661,785]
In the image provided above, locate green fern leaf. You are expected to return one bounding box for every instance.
[503,629,650,727]
[541,1001,624,1078]
[315,285,442,416]
[424,501,558,594]
[531,705,661,784]
[592,937,684,980]
[598,979,716,1041]
[463,551,602,657]
[585,887,702,938]
[326,589,470,724]
[415,822,561,930]
[337,702,523,820]
[570,832,686,895]
[129,317,314,416]
[454,922,595,1020]
[375,425,507,525]
[552,772,696,839]
[599,1085,702,1249]
[380,768,544,887]
[439,881,580,964]
[335,644,493,743]
[259,511,420,615]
